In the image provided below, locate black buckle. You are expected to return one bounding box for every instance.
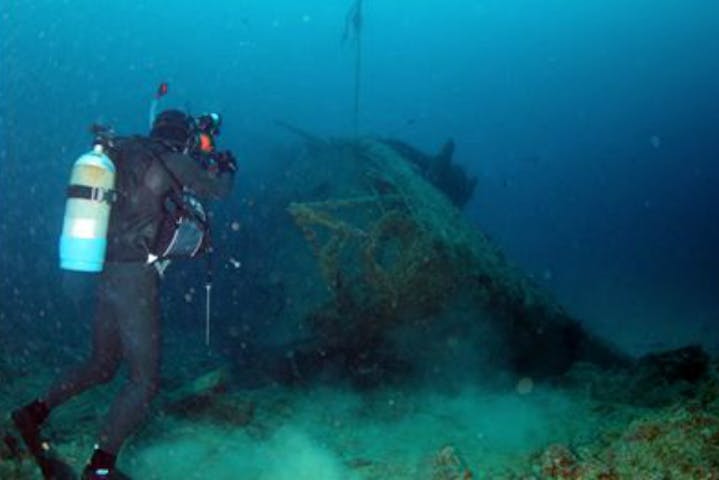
[105,189,118,203]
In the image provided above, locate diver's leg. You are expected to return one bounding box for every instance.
[97,263,161,455]
[12,267,123,475]
[43,272,123,408]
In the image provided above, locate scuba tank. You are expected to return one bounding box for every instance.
[59,140,117,272]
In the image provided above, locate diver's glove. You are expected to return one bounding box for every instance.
[215,150,237,174]
[194,149,237,174]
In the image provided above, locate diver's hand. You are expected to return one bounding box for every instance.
[216,150,237,174]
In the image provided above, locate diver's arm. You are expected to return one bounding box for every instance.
[161,151,235,199]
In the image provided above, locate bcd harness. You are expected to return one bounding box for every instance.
[152,163,211,263]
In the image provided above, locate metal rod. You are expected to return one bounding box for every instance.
[205,283,211,346]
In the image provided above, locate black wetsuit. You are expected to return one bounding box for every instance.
[43,137,233,454]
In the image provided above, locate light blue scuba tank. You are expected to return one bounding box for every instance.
[59,144,116,272]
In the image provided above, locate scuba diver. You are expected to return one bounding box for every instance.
[8,108,236,479]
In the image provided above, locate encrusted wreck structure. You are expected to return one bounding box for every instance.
[225,128,628,387]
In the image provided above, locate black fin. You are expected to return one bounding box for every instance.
[2,431,23,459]
[41,456,78,480]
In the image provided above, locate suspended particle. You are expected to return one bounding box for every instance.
[516,377,534,395]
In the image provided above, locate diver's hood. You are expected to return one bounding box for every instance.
[150,109,193,147]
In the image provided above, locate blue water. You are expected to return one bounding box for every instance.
[1,0,718,359]
[2,1,719,478]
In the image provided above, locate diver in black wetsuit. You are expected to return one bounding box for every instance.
[10,110,236,479]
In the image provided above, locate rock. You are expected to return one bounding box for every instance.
[533,443,617,480]
[538,444,580,479]
[162,367,255,427]
[163,367,230,406]
[561,346,713,408]
[618,345,712,407]
[635,344,710,384]
[432,444,473,480]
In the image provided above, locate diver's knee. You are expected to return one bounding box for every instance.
[133,376,160,402]
[146,378,160,398]
[93,359,121,384]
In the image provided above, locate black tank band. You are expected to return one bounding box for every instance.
[67,184,118,204]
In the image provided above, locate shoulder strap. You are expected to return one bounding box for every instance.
[129,137,189,206]
[140,138,184,188]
